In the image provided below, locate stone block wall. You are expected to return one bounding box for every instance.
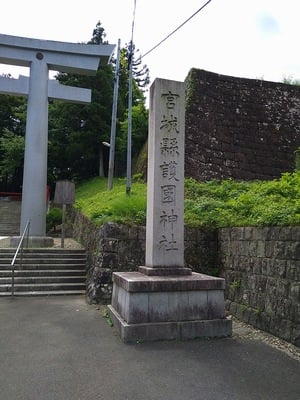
[71,209,218,303]
[71,211,145,303]
[185,69,300,181]
[219,226,300,346]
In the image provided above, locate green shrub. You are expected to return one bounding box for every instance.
[46,207,62,232]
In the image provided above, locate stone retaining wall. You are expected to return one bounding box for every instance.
[219,226,300,346]
[185,69,300,181]
[71,209,299,347]
[71,209,218,303]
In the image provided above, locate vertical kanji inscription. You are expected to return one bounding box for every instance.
[146,79,185,268]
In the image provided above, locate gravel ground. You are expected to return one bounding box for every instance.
[231,317,300,362]
[0,236,84,249]
[52,237,85,249]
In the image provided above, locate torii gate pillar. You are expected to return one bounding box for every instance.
[0,34,115,242]
[22,57,49,238]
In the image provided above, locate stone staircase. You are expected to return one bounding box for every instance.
[0,247,86,296]
[0,198,87,296]
[0,199,21,235]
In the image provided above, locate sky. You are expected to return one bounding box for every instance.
[0,0,299,91]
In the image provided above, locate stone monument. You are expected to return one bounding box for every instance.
[0,33,115,246]
[54,180,75,248]
[108,78,232,342]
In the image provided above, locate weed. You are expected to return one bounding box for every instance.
[230,280,241,289]
[254,307,262,315]
[241,304,248,312]
[102,308,114,327]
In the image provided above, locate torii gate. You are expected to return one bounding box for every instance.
[0,34,115,241]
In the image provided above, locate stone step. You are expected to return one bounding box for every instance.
[0,276,85,284]
[1,226,19,233]
[0,246,87,296]
[0,250,86,266]
[1,203,87,296]
[0,264,86,271]
[0,282,86,293]
[0,257,86,264]
[0,249,86,255]
[0,290,86,297]
[0,269,85,277]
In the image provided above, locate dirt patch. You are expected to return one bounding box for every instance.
[52,237,85,249]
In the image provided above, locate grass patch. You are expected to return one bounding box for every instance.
[75,177,147,226]
[74,172,300,228]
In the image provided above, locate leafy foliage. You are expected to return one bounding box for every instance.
[48,22,115,183]
[0,90,27,134]
[0,91,27,189]
[46,207,62,232]
[47,21,149,182]
[282,75,300,86]
[75,173,300,228]
[111,43,149,175]
[0,130,25,189]
[116,103,148,173]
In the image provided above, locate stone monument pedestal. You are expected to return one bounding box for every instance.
[108,270,232,343]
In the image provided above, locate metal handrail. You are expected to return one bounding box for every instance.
[11,219,30,296]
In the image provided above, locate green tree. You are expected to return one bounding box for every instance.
[0,86,27,190]
[282,75,300,85]
[0,129,24,190]
[48,21,114,183]
[48,21,150,182]
[117,44,149,115]
[113,43,149,175]
[116,103,148,175]
[0,94,25,134]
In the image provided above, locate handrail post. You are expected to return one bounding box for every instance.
[20,239,24,271]
[26,221,30,248]
[11,219,30,297]
[12,266,15,297]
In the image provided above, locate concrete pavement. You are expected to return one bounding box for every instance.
[0,296,299,400]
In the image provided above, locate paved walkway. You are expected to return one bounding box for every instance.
[0,296,299,400]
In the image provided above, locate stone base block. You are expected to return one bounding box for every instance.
[109,271,232,342]
[138,266,192,276]
[10,236,54,248]
[108,305,232,343]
